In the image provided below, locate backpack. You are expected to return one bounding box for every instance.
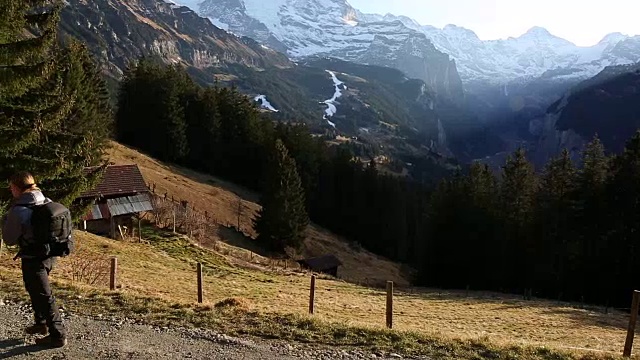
[28,202,74,258]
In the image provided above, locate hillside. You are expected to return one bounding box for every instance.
[0,223,634,358]
[106,141,411,287]
[524,63,640,166]
[553,64,640,153]
[59,0,292,80]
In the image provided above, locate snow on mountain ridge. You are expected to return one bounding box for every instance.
[189,0,639,86]
[419,23,639,84]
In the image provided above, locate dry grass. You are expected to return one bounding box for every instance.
[0,230,634,359]
[0,141,609,357]
[106,141,411,286]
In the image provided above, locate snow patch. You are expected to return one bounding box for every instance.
[243,0,288,40]
[208,17,229,31]
[254,95,279,112]
[320,70,346,122]
[165,0,202,10]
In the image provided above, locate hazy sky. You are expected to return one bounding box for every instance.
[347,0,640,46]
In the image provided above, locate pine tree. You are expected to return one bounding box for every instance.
[499,147,537,292]
[465,163,499,288]
[423,172,468,287]
[606,131,640,303]
[0,0,59,100]
[576,135,610,302]
[184,87,220,172]
[535,149,577,297]
[254,139,309,251]
[0,1,112,214]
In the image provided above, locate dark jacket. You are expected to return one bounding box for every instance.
[2,190,52,259]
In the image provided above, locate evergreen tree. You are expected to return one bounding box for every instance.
[423,172,468,287]
[254,139,309,251]
[465,163,499,289]
[606,131,640,303]
[499,147,537,292]
[576,135,610,302]
[0,1,111,214]
[116,60,191,163]
[535,149,577,297]
[0,0,59,100]
[184,87,220,172]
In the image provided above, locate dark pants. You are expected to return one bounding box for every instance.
[21,257,66,339]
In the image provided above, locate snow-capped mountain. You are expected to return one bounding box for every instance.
[176,0,639,91]
[182,0,464,100]
[419,25,640,85]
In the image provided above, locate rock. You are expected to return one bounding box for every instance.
[390,354,402,359]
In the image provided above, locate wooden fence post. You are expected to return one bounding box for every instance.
[109,257,118,291]
[172,209,176,234]
[386,281,394,329]
[309,275,316,315]
[197,262,203,304]
[138,217,142,242]
[624,290,640,357]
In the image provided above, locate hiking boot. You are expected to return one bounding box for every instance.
[24,324,48,335]
[35,335,67,348]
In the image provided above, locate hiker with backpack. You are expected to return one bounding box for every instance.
[2,171,73,348]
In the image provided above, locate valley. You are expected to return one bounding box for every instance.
[4,0,640,358]
[0,142,635,359]
[60,0,640,170]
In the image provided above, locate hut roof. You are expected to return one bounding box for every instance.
[79,165,148,198]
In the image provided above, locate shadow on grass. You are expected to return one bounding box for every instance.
[216,226,273,258]
[391,287,629,331]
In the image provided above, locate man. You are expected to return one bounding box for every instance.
[2,171,67,348]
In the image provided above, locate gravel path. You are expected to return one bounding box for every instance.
[0,300,420,360]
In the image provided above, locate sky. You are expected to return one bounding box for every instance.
[347,0,640,46]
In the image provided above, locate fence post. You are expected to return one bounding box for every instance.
[173,209,176,234]
[309,275,316,315]
[386,281,394,329]
[624,290,640,357]
[109,257,118,291]
[138,217,142,242]
[197,262,203,304]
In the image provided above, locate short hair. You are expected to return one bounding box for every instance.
[9,171,39,192]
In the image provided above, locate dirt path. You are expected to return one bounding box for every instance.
[0,300,415,360]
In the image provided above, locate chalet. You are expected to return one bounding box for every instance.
[297,254,342,277]
[76,164,153,239]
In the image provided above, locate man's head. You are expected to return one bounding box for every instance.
[8,171,38,199]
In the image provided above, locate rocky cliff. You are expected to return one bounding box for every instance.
[59,0,292,79]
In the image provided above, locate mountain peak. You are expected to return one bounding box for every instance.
[522,26,552,38]
[441,24,480,40]
[599,32,627,45]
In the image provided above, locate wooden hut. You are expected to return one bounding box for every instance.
[76,165,153,239]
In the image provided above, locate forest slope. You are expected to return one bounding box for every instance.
[106,141,411,287]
